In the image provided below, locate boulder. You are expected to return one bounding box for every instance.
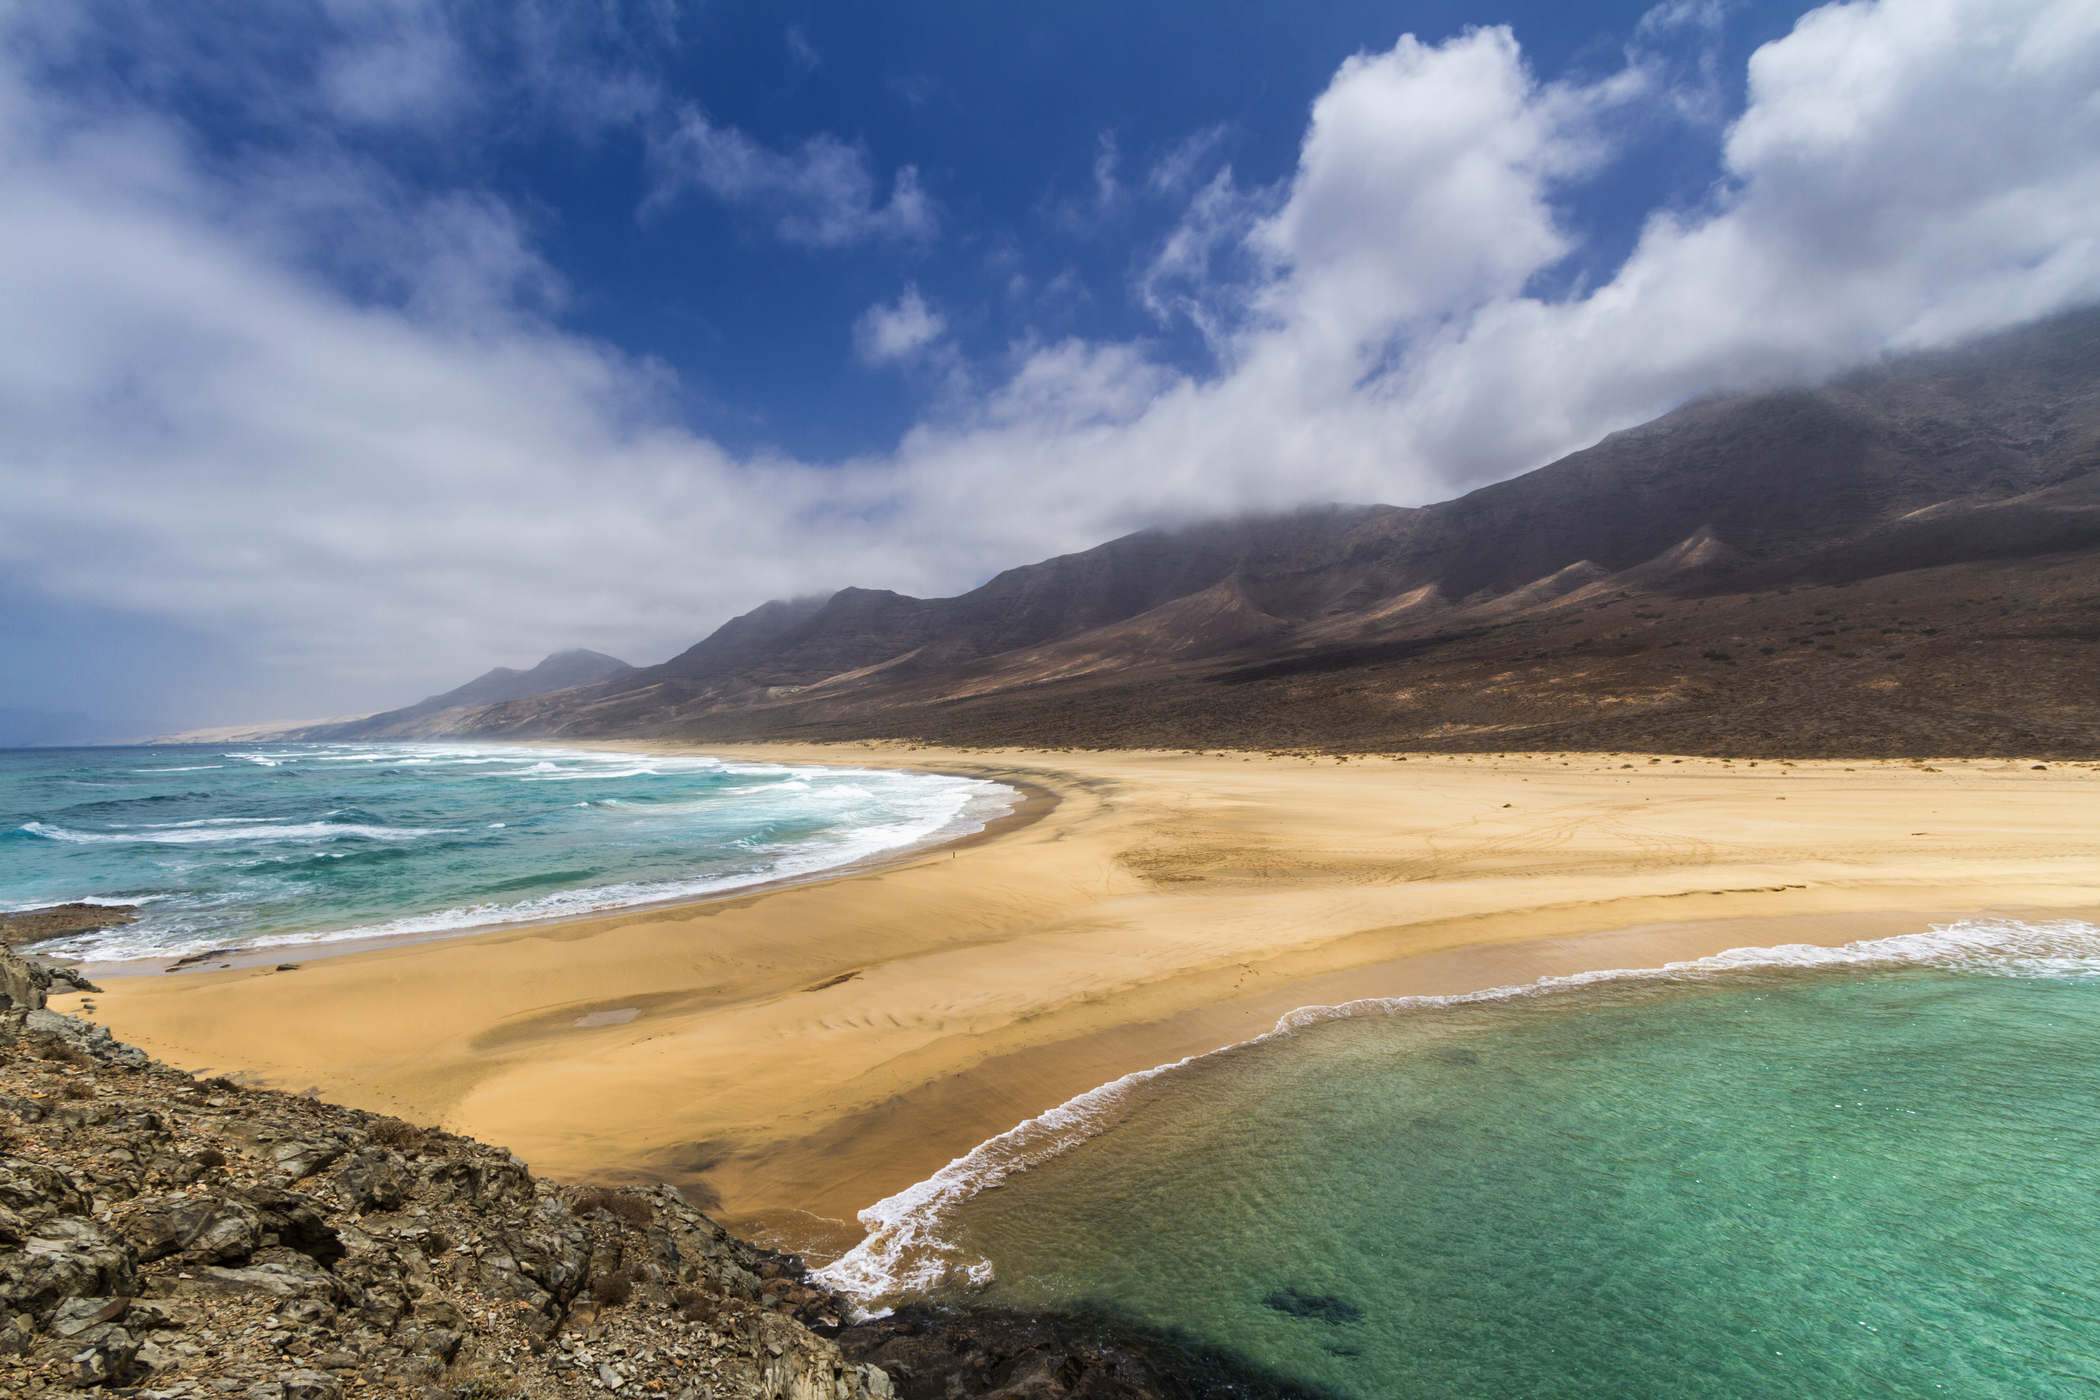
[240,1185,345,1265]
[0,1218,138,1323]
[0,1154,90,1222]
[121,1194,265,1265]
[65,1322,139,1389]
[330,1147,409,1213]
[0,946,47,1013]
[173,1255,343,1304]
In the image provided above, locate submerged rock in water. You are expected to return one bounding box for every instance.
[1261,1287,1364,1325]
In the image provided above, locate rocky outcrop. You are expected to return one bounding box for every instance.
[1,945,1321,1398]
[0,903,137,951]
[0,947,891,1398]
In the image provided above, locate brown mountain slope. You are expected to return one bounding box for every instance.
[304,649,632,740]
[404,308,2100,757]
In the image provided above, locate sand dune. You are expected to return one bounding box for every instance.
[80,745,2100,1257]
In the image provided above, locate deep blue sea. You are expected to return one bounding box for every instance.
[0,742,1014,961]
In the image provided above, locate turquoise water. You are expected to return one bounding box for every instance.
[823,920,2100,1397]
[0,743,1012,961]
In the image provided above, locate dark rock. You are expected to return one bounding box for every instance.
[49,1294,130,1338]
[121,1195,265,1264]
[0,902,136,949]
[506,1200,594,1305]
[239,1185,345,1265]
[278,1369,342,1400]
[1,945,48,1013]
[0,1091,50,1124]
[1260,1288,1363,1325]
[24,1010,150,1067]
[267,1136,348,1181]
[65,1322,139,1388]
[838,1304,1333,1399]
[0,1218,139,1322]
[421,1151,532,1208]
[330,1147,409,1212]
[1,999,898,1398]
[174,1255,343,1304]
[0,1154,90,1221]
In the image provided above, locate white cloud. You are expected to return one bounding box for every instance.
[855,285,947,365]
[648,109,935,247]
[317,2,468,128]
[1092,130,1121,210]
[4,0,2100,721]
[785,25,820,76]
[1147,124,1228,195]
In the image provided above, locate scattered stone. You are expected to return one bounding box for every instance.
[0,943,892,1397]
[0,940,1310,1397]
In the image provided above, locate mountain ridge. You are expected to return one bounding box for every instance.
[317,307,2100,757]
[301,648,632,741]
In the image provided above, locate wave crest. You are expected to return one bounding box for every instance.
[20,819,459,846]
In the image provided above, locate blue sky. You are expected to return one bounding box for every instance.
[3,0,2098,738]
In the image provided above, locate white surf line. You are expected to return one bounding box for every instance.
[814,916,2100,1312]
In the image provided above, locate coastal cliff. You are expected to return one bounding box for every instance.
[0,949,1315,1398]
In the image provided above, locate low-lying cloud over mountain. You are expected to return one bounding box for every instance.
[4,0,2099,732]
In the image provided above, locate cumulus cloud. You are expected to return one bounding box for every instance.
[855,285,947,365]
[648,110,935,247]
[5,0,2100,723]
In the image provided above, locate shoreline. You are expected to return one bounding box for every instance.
[59,743,1049,979]
[74,744,2100,1264]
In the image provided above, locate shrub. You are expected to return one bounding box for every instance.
[366,1116,426,1150]
[572,1186,654,1227]
[451,1377,523,1400]
[590,1266,636,1307]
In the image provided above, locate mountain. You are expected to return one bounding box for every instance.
[343,308,2100,757]
[301,648,633,740]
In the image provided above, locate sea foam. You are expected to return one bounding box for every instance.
[813,917,2100,1311]
[14,742,1018,963]
[20,820,459,846]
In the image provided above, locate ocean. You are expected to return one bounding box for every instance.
[820,917,2100,1397]
[0,742,1015,962]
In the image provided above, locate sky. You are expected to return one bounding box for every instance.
[3,0,2098,740]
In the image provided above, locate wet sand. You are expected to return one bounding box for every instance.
[76,745,2100,1255]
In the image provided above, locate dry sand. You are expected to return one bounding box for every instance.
[78,746,2100,1255]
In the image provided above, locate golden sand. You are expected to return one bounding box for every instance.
[77,746,2100,1254]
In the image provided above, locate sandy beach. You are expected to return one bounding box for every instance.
[76,746,2100,1256]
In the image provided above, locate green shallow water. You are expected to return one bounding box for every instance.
[831,922,2100,1397]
